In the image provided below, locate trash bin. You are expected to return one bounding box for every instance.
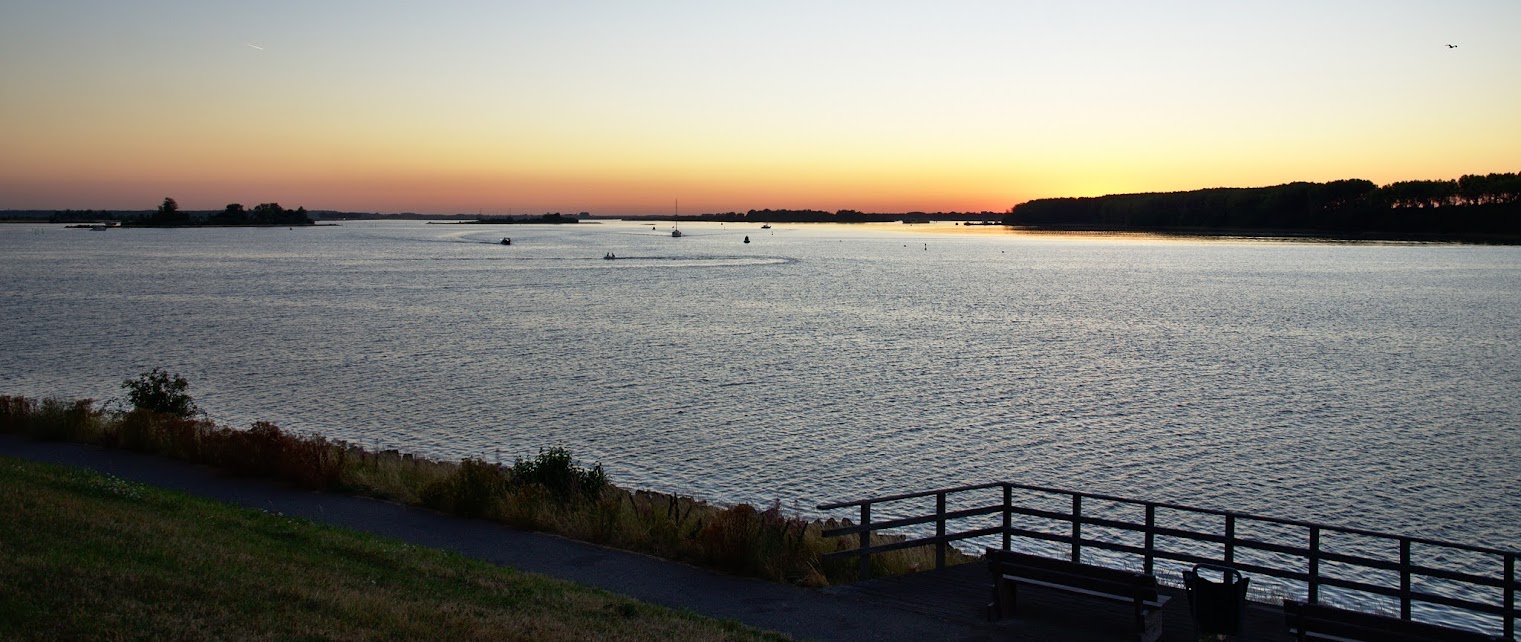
[1183,563,1250,639]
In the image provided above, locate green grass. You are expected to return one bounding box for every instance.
[0,456,792,642]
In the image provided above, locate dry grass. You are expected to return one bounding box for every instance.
[0,395,970,587]
[0,456,791,641]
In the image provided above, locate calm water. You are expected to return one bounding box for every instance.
[4,220,1519,549]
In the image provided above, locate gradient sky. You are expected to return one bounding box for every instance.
[3,1,1518,215]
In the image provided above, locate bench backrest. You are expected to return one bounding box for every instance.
[986,548,1159,602]
[1283,600,1504,642]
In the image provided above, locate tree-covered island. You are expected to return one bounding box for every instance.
[130,198,315,227]
[23,198,317,227]
[459,212,584,224]
[1002,172,1521,242]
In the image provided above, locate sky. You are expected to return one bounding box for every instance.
[2,1,1518,215]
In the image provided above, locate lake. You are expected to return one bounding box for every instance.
[3,219,1518,553]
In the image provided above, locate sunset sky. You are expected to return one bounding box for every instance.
[3,1,1518,215]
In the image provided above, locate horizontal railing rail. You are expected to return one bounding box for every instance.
[817,481,1518,640]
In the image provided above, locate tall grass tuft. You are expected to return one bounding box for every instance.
[33,398,102,442]
[0,392,963,586]
[0,395,35,433]
[422,458,509,517]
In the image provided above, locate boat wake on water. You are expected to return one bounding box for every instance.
[589,255,794,268]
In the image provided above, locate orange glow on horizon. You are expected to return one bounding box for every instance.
[2,3,1517,215]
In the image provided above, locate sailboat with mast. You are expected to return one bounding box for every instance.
[671,198,682,237]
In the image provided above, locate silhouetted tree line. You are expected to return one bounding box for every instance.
[467,212,581,224]
[691,209,868,223]
[145,197,191,225]
[126,198,313,226]
[206,201,312,226]
[688,209,995,223]
[1004,173,1521,239]
[748,208,871,223]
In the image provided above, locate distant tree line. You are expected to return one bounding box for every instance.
[1003,173,1521,239]
[466,212,585,224]
[130,198,313,227]
[688,209,1004,223]
[206,201,313,226]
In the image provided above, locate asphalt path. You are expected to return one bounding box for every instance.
[2,435,1011,641]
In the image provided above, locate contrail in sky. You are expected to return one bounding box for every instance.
[246,43,264,50]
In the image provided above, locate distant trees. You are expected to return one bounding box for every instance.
[1459,173,1521,205]
[248,202,310,225]
[146,197,190,225]
[684,209,1001,223]
[138,199,313,226]
[207,203,247,224]
[741,208,891,223]
[468,212,579,224]
[1003,172,1521,239]
[715,209,1001,223]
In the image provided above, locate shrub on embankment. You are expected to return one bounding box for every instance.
[0,393,963,586]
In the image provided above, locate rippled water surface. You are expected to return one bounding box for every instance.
[4,220,1519,551]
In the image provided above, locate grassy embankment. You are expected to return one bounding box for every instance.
[0,456,790,641]
[0,396,968,588]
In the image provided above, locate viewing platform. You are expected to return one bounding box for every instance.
[828,562,1292,641]
[818,481,1518,641]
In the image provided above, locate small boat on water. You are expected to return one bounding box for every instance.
[743,236,750,244]
[500,237,511,245]
[671,199,683,237]
[760,224,771,229]
[604,252,616,260]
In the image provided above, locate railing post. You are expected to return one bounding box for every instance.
[859,502,872,580]
[1224,514,1236,566]
[935,492,947,570]
[1399,538,1412,620]
[1144,503,1156,575]
[1002,484,1012,551]
[1505,552,1514,641]
[1308,526,1321,604]
[1071,494,1083,564]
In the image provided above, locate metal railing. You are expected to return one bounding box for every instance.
[818,481,1518,639]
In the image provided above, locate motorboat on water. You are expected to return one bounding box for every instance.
[604,252,616,260]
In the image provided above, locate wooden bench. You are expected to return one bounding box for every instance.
[1283,599,1506,642]
[986,548,1171,642]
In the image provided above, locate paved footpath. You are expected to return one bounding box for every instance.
[2,435,1028,642]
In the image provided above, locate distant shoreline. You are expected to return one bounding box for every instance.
[1000,223,1521,245]
[9,216,1518,245]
